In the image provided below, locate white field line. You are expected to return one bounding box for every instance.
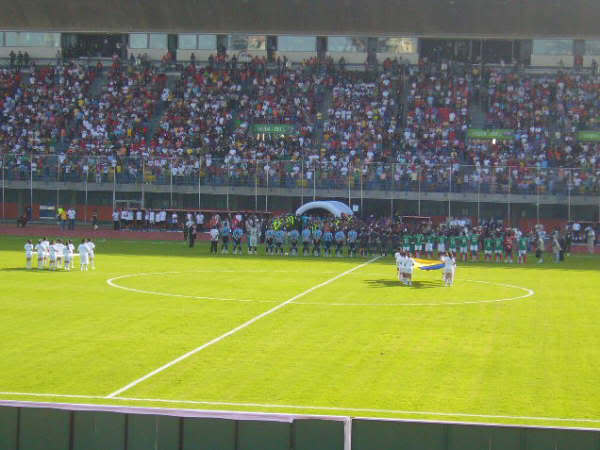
[105,257,381,398]
[1,392,600,425]
[108,272,534,308]
[293,280,535,307]
[107,272,279,303]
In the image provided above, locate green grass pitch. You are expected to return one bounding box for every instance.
[1,234,599,428]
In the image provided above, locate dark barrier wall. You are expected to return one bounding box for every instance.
[0,0,599,38]
[1,402,599,450]
[0,403,346,450]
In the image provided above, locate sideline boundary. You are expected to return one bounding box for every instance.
[1,392,599,426]
[105,257,381,398]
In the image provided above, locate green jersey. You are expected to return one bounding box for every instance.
[402,235,412,246]
[437,235,447,246]
[519,237,528,251]
[494,237,503,250]
[426,234,435,245]
[449,236,457,249]
[415,234,424,245]
[484,238,493,251]
[470,234,479,246]
[459,236,468,247]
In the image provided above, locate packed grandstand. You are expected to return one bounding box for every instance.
[1,54,599,196]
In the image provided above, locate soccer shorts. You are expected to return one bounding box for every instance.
[414,245,422,251]
[80,254,89,265]
[425,243,433,252]
[437,244,446,253]
[470,245,478,252]
[460,246,468,254]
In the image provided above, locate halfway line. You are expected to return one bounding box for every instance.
[106,257,381,398]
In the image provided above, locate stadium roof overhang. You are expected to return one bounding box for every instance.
[296,201,353,218]
[2,0,600,39]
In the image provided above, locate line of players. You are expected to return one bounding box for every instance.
[209,223,530,263]
[24,238,96,271]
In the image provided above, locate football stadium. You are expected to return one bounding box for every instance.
[1,1,600,448]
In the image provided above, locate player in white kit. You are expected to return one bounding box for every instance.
[68,240,75,269]
[86,238,96,270]
[41,237,50,268]
[48,240,57,270]
[442,252,456,286]
[78,239,89,271]
[34,239,45,269]
[404,253,414,286]
[394,249,403,282]
[55,239,65,269]
[63,240,72,271]
[24,240,33,269]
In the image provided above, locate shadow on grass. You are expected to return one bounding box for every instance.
[365,279,441,289]
[0,267,69,273]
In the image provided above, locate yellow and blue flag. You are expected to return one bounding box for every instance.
[413,258,444,271]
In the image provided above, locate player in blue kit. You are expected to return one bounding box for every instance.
[288,228,300,255]
[335,229,346,257]
[347,228,358,257]
[274,228,286,255]
[265,227,275,255]
[220,222,231,254]
[301,227,312,256]
[232,226,243,255]
[313,227,323,256]
[323,229,333,256]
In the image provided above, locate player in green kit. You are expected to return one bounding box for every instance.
[448,235,458,255]
[494,234,504,262]
[518,234,529,264]
[459,234,469,261]
[402,233,412,256]
[470,232,480,261]
[414,232,424,258]
[483,235,493,261]
[425,233,435,258]
[437,234,447,257]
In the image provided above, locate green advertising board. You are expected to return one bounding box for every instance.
[467,129,514,140]
[252,124,298,135]
[577,131,600,141]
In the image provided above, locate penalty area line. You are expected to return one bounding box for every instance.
[1,392,600,425]
[105,256,381,398]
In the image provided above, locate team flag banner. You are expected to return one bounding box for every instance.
[413,258,445,270]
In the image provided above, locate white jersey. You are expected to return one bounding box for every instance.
[24,243,33,257]
[404,257,414,273]
[42,240,50,253]
[54,243,65,257]
[86,242,95,255]
[443,256,454,273]
[68,243,75,255]
[394,252,402,268]
[78,243,88,257]
[210,228,219,241]
[63,244,70,259]
[49,245,57,260]
[35,243,44,257]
